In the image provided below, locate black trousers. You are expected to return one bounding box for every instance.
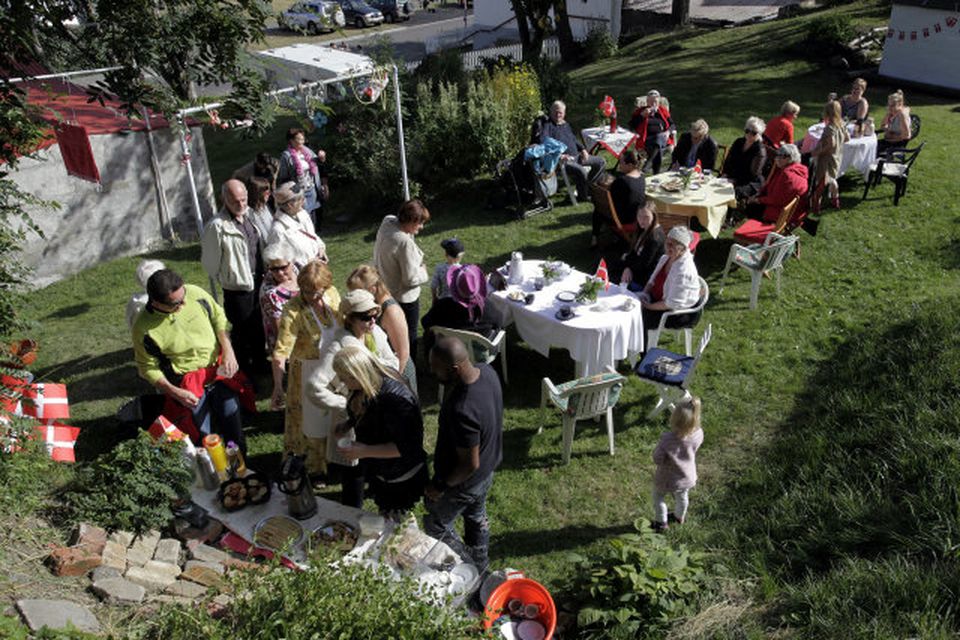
[221,288,265,377]
[399,299,420,363]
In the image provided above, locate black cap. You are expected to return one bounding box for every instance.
[440,237,464,258]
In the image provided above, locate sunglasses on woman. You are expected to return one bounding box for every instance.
[354,312,378,322]
[268,263,291,272]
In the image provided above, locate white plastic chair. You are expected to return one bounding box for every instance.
[719,233,798,310]
[431,326,508,398]
[539,365,626,464]
[634,324,712,418]
[646,276,709,356]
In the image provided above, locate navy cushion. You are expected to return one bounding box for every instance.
[634,348,694,386]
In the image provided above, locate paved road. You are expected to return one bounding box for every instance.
[625,0,798,23]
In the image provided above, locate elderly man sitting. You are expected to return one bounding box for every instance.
[537,100,606,200]
[744,143,808,222]
[671,119,719,172]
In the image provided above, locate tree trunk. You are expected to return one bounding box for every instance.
[552,0,579,64]
[671,0,690,26]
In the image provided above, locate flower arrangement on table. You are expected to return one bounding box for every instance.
[597,95,617,133]
[540,259,568,284]
[576,276,605,303]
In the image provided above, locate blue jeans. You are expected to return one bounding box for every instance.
[423,473,494,571]
[191,381,245,453]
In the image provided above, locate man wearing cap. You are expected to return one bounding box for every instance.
[538,100,606,200]
[425,336,504,572]
[267,181,327,268]
[628,90,676,174]
[201,179,265,376]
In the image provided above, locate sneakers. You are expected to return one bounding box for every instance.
[650,521,669,534]
[668,512,684,525]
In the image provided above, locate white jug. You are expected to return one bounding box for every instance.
[508,251,524,284]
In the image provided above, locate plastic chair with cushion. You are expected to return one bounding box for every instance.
[719,232,798,310]
[732,196,801,246]
[861,141,924,206]
[431,325,508,397]
[634,324,711,418]
[539,366,626,464]
[645,276,709,356]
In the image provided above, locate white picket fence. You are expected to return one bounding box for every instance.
[407,37,560,72]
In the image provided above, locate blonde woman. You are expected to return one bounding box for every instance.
[811,100,849,211]
[271,260,341,477]
[650,396,704,533]
[331,346,427,517]
[878,90,911,155]
[347,264,416,393]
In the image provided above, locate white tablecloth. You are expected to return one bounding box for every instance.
[581,126,638,158]
[486,260,644,377]
[800,122,877,179]
[646,172,737,238]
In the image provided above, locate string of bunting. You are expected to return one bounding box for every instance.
[886,14,960,41]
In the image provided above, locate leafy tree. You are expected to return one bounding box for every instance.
[510,0,582,64]
[672,0,690,26]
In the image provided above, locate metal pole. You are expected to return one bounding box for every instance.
[176,119,218,301]
[141,106,175,240]
[8,66,125,83]
[392,65,410,201]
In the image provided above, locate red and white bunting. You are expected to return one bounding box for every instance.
[887,15,960,42]
[36,420,80,463]
[21,383,70,420]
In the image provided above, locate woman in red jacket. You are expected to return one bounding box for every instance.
[744,144,808,223]
[628,90,675,174]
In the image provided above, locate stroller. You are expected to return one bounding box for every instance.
[492,137,567,219]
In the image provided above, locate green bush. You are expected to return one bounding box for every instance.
[138,552,481,639]
[803,15,855,55]
[530,56,572,108]
[0,414,68,518]
[563,519,707,639]
[66,434,193,534]
[583,26,619,63]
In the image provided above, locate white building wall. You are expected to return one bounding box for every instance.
[880,5,960,91]
[12,126,214,285]
[473,0,621,48]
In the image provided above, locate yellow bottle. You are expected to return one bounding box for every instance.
[203,434,228,480]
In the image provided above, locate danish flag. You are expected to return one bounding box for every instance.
[21,383,70,420]
[147,415,196,453]
[595,258,610,291]
[36,421,79,463]
[694,159,703,174]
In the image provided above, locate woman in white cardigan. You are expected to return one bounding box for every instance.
[638,226,701,337]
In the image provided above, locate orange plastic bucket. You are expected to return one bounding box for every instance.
[483,577,557,639]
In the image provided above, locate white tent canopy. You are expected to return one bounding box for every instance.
[177,44,409,239]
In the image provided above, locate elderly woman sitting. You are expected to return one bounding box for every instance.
[638,226,702,335]
[722,116,768,203]
[671,119,719,171]
[744,144,808,222]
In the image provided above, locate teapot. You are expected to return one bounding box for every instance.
[507,251,524,285]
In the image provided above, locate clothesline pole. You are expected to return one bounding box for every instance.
[176,119,218,302]
[393,64,410,202]
[142,106,175,241]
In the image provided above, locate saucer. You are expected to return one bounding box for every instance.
[555,291,577,303]
[555,310,574,321]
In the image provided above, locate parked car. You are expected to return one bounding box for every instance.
[366,0,413,23]
[338,0,384,28]
[279,1,345,34]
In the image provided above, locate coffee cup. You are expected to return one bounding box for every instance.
[558,305,573,319]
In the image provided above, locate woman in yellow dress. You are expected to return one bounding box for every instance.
[271,260,341,476]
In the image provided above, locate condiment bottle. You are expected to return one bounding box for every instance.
[196,449,220,490]
[225,441,247,476]
[203,434,228,480]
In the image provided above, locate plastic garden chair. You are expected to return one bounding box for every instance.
[540,365,626,464]
[719,232,798,310]
[645,276,709,356]
[431,326,507,398]
[634,324,712,418]
[862,141,924,206]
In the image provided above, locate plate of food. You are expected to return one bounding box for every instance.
[507,290,525,302]
[309,520,359,554]
[660,179,684,192]
[253,515,304,551]
[555,291,577,303]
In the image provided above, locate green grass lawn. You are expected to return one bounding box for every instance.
[12,0,960,635]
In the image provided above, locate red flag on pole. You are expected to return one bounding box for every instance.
[595,258,610,291]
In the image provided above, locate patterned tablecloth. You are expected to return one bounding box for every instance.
[800,122,877,179]
[581,126,639,158]
[486,260,645,377]
[646,171,737,238]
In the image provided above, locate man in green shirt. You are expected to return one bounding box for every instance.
[132,269,245,449]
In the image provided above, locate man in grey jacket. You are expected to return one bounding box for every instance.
[201,179,265,376]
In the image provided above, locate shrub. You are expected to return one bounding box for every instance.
[487,62,543,153]
[66,434,193,534]
[563,519,707,638]
[139,551,481,639]
[803,15,854,55]
[583,26,619,62]
[529,56,572,108]
[0,414,68,518]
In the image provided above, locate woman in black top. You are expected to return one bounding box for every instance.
[617,203,666,292]
[332,346,427,517]
[722,116,768,203]
[592,149,646,248]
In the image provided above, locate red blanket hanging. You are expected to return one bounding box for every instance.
[54,123,101,184]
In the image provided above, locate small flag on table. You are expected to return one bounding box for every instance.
[148,415,196,453]
[694,159,703,174]
[595,258,610,290]
[21,383,70,420]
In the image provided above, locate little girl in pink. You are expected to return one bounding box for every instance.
[651,396,703,532]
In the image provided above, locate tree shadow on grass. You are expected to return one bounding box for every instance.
[34,348,132,381]
[43,303,91,320]
[708,297,960,632]
[490,521,636,560]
